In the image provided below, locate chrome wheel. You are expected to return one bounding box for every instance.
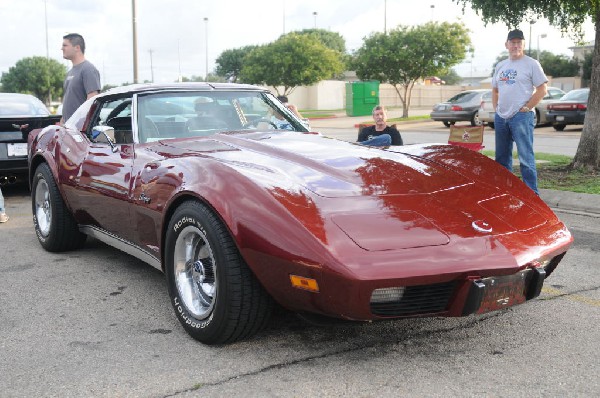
[34,178,51,237]
[173,225,216,319]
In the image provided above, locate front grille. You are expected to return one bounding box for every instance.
[370,281,456,317]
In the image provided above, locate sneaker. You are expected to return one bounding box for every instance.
[0,213,8,223]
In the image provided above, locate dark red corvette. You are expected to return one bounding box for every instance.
[28,83,573,344]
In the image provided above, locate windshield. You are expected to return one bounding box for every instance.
[136,90,309,143]
[0,94,50,116]
[560,89,589,102]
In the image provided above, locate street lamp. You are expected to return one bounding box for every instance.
[313,11,317,29]
[132,0,139,83]
[44,0,51,104]
[430,4,435,21]
[537,33,547,61]
[384,0,387,34]
[148,49,154,83]
[528,20,536,56]
[204,17,208,81]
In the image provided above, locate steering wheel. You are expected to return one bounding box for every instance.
[242,118,278,129]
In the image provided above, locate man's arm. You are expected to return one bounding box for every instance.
[492,87,499,112]
[86,91,100,100]
[357,126,373,142]
[523,82,548,111]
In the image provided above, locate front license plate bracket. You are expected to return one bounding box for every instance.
[462,268,545,315]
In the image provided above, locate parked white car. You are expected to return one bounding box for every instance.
[478,86,566,128]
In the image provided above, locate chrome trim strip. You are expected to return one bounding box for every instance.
[80,225,162,271]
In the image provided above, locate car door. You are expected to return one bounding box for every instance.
[74,96,136,241]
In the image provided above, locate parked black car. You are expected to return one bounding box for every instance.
[430,89,490,127]
[0,93,60,185]
[545,88,589,131]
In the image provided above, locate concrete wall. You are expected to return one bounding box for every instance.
[268,81,468,111]
[268,76,581,111]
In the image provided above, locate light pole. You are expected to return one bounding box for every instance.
[204,17,209,81]
[177,40,182,82]
[430,4,435,21]
[537,33,547,61]
[283,0,286,34]
[528,20,536,56]
[148,49,154,83]
[313,11,317,29]
[384,0,387,34]
[44,0,51,104]
[132,0,139,83]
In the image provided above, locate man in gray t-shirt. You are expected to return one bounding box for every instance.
[61,33,101,123]
[492,29,548,194]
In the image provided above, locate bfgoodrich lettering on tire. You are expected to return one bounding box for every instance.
[32,163,86,252]
[165,200,272,344]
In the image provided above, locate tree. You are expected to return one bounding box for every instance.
[293,29,349,78]
[455,0,600,170]
[539,51,581,77]
[353,22,471,118]
[1,56,66,104]
[294,29,346,54]
[582,51,593,86]
[214,45,258,82]
[442,69,463,85]
[239,33,344,96]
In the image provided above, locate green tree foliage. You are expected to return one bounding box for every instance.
[214,45,258,82]
[294,29,346,54]
[239,33,344,96]
[1,56,66,104]
[293,29,348,77]
[455,0,600,170]
[441,69,463,85]
[582,51,593,85]
[539,51,580,77]
[353,22,471,117]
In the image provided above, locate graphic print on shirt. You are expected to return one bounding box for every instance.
[499,69,517,85]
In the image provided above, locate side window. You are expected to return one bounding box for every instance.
[99,98,133,144]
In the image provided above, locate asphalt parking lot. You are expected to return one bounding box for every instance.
[1,180,599,397]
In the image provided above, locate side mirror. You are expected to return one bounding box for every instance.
[91,125,118,152]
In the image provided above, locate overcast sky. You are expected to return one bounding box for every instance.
[1,0,595,86]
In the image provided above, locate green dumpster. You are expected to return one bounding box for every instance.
[345,81,379,116]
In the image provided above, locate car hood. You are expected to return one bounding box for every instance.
[161,130,474,198]
[156,131,562,255]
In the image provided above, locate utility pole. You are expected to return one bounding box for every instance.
[132,0,139,83]
[148,49,154,83]
[44,0,51,105]
[204,17,209,81]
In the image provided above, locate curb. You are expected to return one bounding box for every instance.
[540,189,600,216]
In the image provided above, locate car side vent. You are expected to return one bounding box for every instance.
[370,281,456,316]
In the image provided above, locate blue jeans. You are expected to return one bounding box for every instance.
[360,134,391,147]
[494,111,538,194]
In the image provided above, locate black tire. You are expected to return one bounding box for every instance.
[442,121,454,127]
[553,124,566,131]
[488,122,495,129]
[534,110,540,127]
[165,201,272,344]
[471,111,482,126]
[31,163,86,252]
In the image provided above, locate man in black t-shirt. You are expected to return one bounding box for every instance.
[357,105,403,146]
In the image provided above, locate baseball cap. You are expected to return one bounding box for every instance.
[507,29,525,41]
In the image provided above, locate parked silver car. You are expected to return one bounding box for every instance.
[430,89,489,127]
[478,90,495,128]
[478,87,566,128]
[535,87,566,126]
